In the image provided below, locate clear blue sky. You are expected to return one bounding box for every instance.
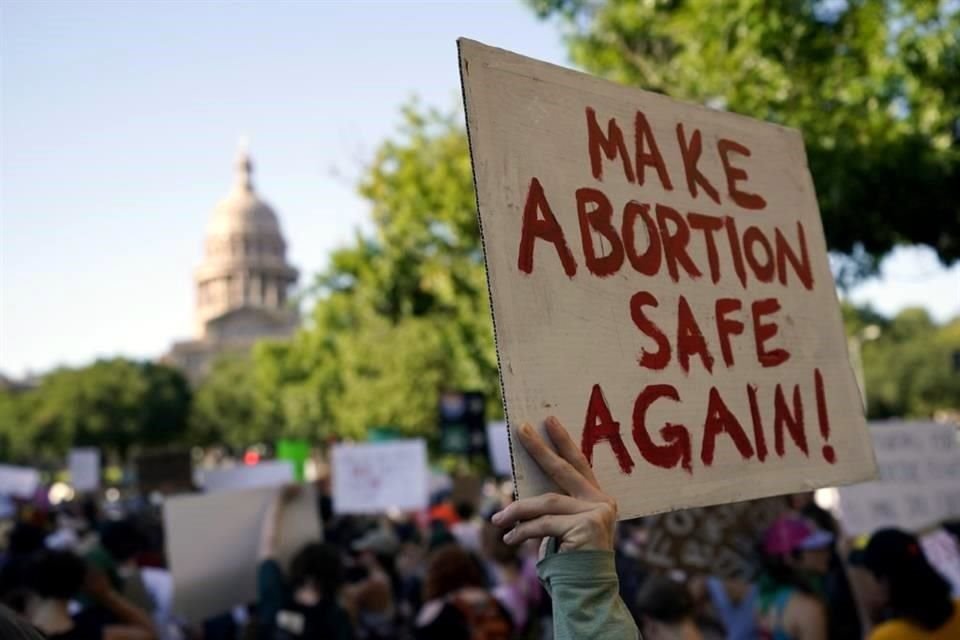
[1,0,958,376]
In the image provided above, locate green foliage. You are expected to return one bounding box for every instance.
[255,105,500,441]
[530,0,960,274]
[0,359,190,461]
[189,354,264,449]
[842,304,960,419]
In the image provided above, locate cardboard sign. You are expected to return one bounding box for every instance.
[486,421,513,477]
[0,465,41,499]
[642,497,786,579]
[201,460,295,493]
[459,39,876,519]
[164,484,321,622]
[331,439,428,515]
[68,448,100,492]
[836,422,960,536]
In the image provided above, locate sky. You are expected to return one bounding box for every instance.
[1,0,958,377]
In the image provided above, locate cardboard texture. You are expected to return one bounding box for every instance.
[68,448,100,492]
[459,39,876,519]
[164,484,321,622]
[201,460,295,493]
[836,421,960,536]
[642,497,786,579]
[331,439,428,515]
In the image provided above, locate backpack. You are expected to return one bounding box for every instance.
[448,590,512,640]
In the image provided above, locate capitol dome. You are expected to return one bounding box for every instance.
[192,147,299,339]
[206,151,282,238]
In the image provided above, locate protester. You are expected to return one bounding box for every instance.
[414,543,512,640]
[25,549,156,640]
[492,417,639,639]
[854,528,960,640]
[345,527,399,639]
[256,487,353,640]
[694,575,756,640]
[451,502,482,552]
[754,515,830,640]
[479,521,541,633]
[634,575,704,640]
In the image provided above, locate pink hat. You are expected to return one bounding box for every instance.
[763,516,833,556]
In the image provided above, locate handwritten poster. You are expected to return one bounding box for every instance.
[643,497,786,579]
[459,39,876,519]
[836,421,960,536]
[331,439,428,515]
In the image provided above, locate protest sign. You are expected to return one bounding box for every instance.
[332,439,428,515]
[0,465,41,499]
[836,421,960,536]
[164,484,320,622]
[486,421,513,477]
[201,460,295,493]
[68,448,100,492]
[642,497,786,579]
[921,528,960,597]
[277,439,310,481]
[136,450,194,495]
[459,38,876,519]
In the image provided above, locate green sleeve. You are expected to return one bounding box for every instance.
[537,547,640,640]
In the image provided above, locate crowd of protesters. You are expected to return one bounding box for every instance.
[1,418,959,640]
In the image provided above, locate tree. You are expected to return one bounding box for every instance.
[0,359,191,460]
[530,0,960,277]
[190,354,264,449]
[844,305,960,419]
[258,105,501,440]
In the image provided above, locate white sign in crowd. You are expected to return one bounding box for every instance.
[836,421,960,536]
[68,447,101,493]
[331,439,428,515]
[163,484,321,622]
[200,459,295,493]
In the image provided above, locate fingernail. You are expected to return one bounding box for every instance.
[491,511,503,524]
[502,530,513,543]
[520,423,532,437]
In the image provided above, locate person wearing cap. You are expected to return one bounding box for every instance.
[754,515,832,640]
[852,528,960,640]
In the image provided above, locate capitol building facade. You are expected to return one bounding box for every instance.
[164,149,299,382]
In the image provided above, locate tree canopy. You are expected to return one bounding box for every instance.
[530,0,960,276]
[244,106,501,441]
[0,359,190,461]
[843,303,960,419]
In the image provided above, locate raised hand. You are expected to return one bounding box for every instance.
[492,416,617,553]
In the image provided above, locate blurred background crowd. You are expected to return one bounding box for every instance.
[2,0,959,639]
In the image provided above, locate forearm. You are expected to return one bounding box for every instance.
[100,592,156,637]
[538,548,639,640]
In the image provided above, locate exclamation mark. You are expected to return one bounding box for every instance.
[814,368,836,463]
